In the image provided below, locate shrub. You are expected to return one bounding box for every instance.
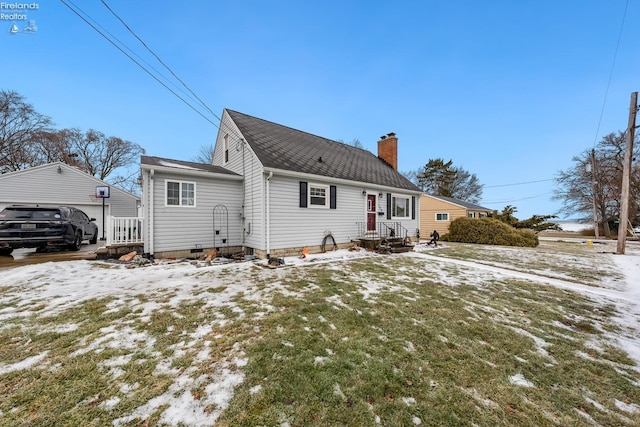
[579,228,595,236]
[442,217,539,247]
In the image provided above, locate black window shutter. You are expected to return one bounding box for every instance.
[411,196,416,219]
[299,181,308,208]
[330,185,337,209]
[387,193,392,220]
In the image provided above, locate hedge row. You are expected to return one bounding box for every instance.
[442,217,539,247]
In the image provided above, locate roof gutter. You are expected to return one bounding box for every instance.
[262,167,422,195]
[140,164,242,181]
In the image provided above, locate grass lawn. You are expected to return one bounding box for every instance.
[0,240,639,426]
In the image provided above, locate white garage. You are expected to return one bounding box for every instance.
[0,162,139,238]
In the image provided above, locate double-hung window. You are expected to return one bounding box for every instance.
[166,180,195,207]
[391,195,410,218]
[309,184,329,208]
[299,181,336,209]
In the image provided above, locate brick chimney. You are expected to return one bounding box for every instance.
[377,132,398,170]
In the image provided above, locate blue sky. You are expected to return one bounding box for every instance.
[2,1,638,219]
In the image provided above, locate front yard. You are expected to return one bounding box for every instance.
[0,240,639,426]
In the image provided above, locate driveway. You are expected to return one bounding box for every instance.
[0,242,102,271]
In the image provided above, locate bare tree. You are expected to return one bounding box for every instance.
[0,90,53,173]
[553,132,640,236]
[448,166,483,204]
[45,128,145,193]
[61,129,143,180]
[192,144,214,164]
[349,138,363,148]
[1,90,145,193]
[336,138,364,148]
[401,169,419,185]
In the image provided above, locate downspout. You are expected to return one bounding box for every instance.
[266,171,273,258]
[241,139,246,243]
[149,169,154,257]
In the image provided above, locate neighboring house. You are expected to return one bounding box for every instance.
[140,109,422,259]
[0,162,140,237]
[420,194,492,237]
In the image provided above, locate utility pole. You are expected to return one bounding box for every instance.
[616,91,638,255]
[590,148,600,239]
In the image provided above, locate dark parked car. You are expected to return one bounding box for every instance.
[0,206,99,255]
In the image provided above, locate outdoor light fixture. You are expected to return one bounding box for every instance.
[379,192,383,198]
[362,190,367,196]
[57,166,62,173]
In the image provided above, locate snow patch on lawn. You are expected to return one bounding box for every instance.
[0,351,49,374]
[509,373,535,388]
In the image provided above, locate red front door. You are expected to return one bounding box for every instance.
[367,195,376,231]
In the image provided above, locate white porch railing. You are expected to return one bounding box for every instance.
[106,216,144,246]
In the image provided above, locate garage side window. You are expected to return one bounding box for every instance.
[166,180,196,207]
[436,212,449,221]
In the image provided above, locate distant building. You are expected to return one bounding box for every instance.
[420,194,491,237]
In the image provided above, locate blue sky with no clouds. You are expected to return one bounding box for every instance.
[2,1,638,219]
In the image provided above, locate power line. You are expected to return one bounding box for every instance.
[59,0,219,127]
[484,178,554,188]
[64,2,190,103]
[61,0,254,153]
[481,192,553,205]
[591,0,629,149]
[98,0,221,123]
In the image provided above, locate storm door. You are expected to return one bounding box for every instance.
[366,194,376,232]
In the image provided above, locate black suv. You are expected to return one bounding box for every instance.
[0,206,99,255]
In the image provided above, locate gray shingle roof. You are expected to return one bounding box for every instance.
[428,195,492,211]
[226,109,421,192]
[141,156,240,176]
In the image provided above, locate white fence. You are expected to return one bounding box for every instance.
[106,216,144,246]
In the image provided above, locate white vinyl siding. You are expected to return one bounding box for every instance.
[213,112,265,251]
[267,176,420,251]
[267,176,361,250]
[149,171,243,253]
